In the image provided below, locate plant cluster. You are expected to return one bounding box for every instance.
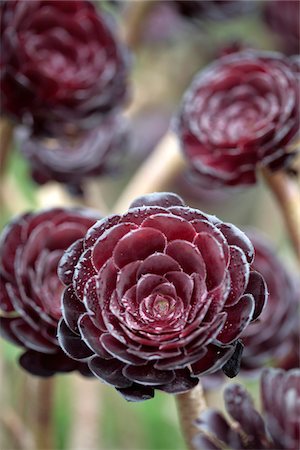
[0,1,299,450]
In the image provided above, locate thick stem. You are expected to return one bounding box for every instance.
[0,117,14,211]
[175,384,207,450]
[33,378,54,450]
[0,116,14,173]
[68,375,101,450]
[122,0,156,49]
[262,168,300,262]
[113,132,186,213]
[0,409,36,450]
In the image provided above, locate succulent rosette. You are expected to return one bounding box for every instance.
[58,192,267,401]
[0,0,129,135]
[21,115,128,192]
[195,368,300,450]
[241,231,299,372]
[176,50,299,187]
[264,0,300,56]
[0,208,99,376]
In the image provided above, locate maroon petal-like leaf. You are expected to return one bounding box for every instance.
[0,276,15,313]
[218,294,254,344]
[123,362,175,386]
[78,314,111,359]
[113,228,167,268]
[116,261,141,298]
[100,334,146,365]
[157,368,199,394]
[62,284,87,333]
[166,240,206,276]
[57,318,93,360]
[58,238,84,285]
[89,356,132,388]
[11,319,57,354]
[92,223,138,270]
[191,344,236,376]
[83,276,106,331]
[116,384,155,402]
[141,214,196,242]
[85,215,121,248]
[245,270,268,320]
[73,248,97,301]
[0,317,24,346]
[194,232,226,290]
[137,253,181,278]
[226,245,250,306]
[218,223,254,263]
[224,383,266,446]
[95,259,118,309]
[129,192,185,209]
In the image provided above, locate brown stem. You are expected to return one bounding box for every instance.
[175,384,207,450]
[0,117,14,211]
[0,409,36,450]
[33,378,55,450]
[122,0,157,49]
[262,167,300,262]
[68,375,101,450]
[0,116,14,173]
[113,132,186,213]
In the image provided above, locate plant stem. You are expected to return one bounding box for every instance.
[262,167,300,262]
[68,375,101,450]
[33,378,54,450]
[113,132,186,213]
[122,0,156,49]
[0,409,35,450]
[175,384,207,450]
[0,117,14,211]
[0,116,14,173]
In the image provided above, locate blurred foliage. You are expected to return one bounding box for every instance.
[0,1,297,449]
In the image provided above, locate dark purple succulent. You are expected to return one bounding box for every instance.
[0,208,99,376]
[21,115,128,192]
[264,0,300,56]
[176,50,299,187]
[241,231,299,372]
[0,0,129,135]
[57,192,267,401]
[195,368,300,449]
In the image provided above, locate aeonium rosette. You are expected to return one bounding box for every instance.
[20,114,129,194]
[195,368,300,450]
[241,231,299,372]
[176,50,299,187]
[58,193,267,401]
[0,0,129,135]
[0,208,99,376]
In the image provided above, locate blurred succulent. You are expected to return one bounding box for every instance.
[241,230,299,372]
[0,0,129,135]
[21,115,128,193]
[57,192,267,401]
[0,209,99,376]
[264,0,300,55]
[176,50,299,187]
[195,368,300,450]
